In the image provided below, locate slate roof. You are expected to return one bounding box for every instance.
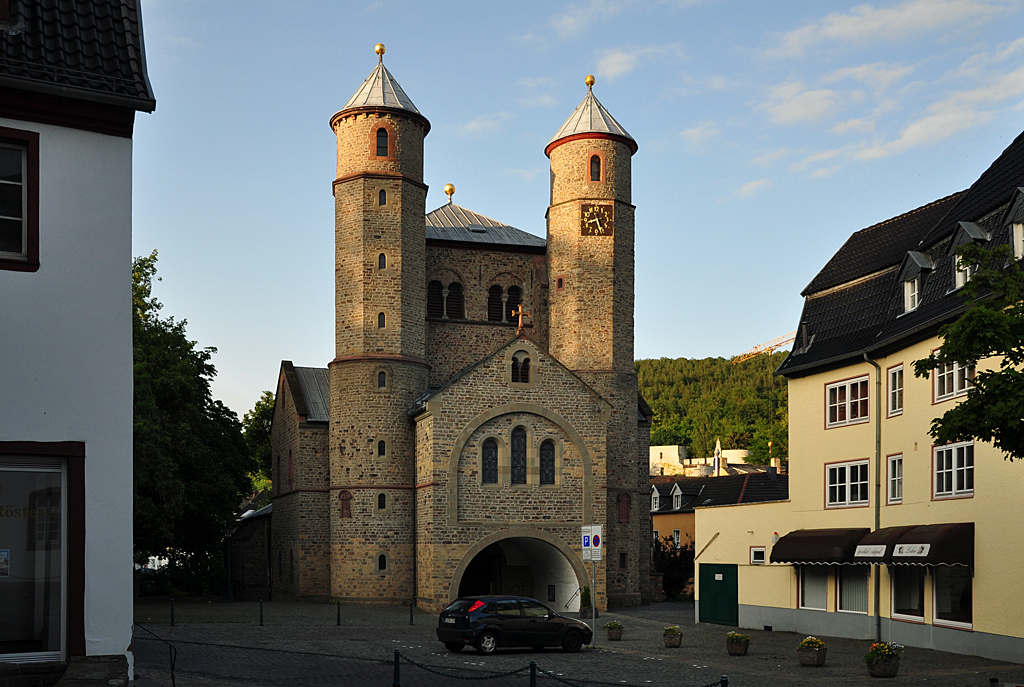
[778,128,1024,377]
[0,0,155,111]
[341,58,421,115]
[294,366,330,422]
[426,203,546,249]
[547,85,636,154]
[651,473,789,514]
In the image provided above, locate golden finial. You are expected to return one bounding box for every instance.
[585,74,595,90]
[444,183,455,203]
[375,43,386,61]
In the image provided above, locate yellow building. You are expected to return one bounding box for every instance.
[694,131,1024,662]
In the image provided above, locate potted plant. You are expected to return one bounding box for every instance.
[663,625,682,648]
[864,641,904,677]
[605,620,623,641]
[726,631,750,656]
[579,586,598,618]
[798,636,827,666]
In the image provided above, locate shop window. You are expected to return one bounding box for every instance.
[427,281,444,318]
[838,566,868,613]
[376,128,388,157]
[0,127,39,271]
[800,566,828,610]
[482,438,498,484]
[934,566,972,627]
[827,459,869,507]
[540,440,555,485]
[617,492,630,522]
[888,365,903,416]
[510,427,527,484]
[505,286,522,322]
[934,441,973,498]
[891,567,924,619]
[339,490,352,519]
[446,282,464,319]
[487,285,504,322]
[827,376,869,427]
[888,455,903,504]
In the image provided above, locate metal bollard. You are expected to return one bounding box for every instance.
[529,661,537,687]
[259,600,264,626]
[720,676,728,687]
[336,600,341,626]
[170,598,175,626]
[409,599,414,626]
[392,648,401,687]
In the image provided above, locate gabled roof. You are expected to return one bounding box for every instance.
[426,203,546,250]
[341,58,420,115]
[546,83,636,155]
[279,361,330,423]
[650,473,789,513]
[0,0,156,111]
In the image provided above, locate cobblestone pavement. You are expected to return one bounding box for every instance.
[133,600,1024,687]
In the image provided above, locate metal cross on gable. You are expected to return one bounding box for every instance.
[511,303,530,336]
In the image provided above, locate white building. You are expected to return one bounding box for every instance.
[0,0,155,671]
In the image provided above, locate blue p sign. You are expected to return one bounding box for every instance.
[583,535,590,547]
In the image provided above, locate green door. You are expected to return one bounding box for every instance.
[699,563,738,626]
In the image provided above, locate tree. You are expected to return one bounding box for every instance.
[242,390,275,497]
[133,250,255,592]
[652,537,695,600]
[913,242,1024,461]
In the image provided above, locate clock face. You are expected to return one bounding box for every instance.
[580,203,614,236]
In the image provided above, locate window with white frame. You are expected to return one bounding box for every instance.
[838,566,868,613]
[800,566,828,610]
[653,530,659,543]
[888,454,903,504]
[904,277,920,312]
[935,359,973,401]
[672,492,681,509]
[651,491,659,510]
[934,441,973,498]
[1013,223,1024,260]
[953,256,977,289]
[827,459,869,507]
[827,376,869,427]
[934,566,972,627]
[750,547,766,565]
[672,529,680,548]
[891,567,925,619]
[888,365,903,416]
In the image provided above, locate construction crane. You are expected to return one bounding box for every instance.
[732,331,797,365]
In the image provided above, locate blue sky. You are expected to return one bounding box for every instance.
[132,0,1024,417]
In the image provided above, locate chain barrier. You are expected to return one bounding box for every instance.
[535,664,588,687]
[133,623,177,687]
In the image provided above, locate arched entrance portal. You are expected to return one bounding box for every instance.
[455,537,583,613]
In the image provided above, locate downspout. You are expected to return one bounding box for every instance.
[862,352,882,642]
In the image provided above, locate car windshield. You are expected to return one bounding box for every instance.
[521,601,550,617]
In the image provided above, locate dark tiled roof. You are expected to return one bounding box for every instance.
[0,0,155,111]
[778,128,1024,378]
[650,473,788,512]
[802,193,962,296]
[426,203,546,249]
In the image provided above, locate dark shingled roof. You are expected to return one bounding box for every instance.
[279,361,330,423]
[651,473,789,513]
[778,128,1024,378]
[426,203,546,250]
[0,0,156,111]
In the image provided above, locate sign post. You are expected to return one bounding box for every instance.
[581,525,602,646]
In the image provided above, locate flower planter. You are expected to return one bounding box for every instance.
[663,634,682,648]
[798,647,827,666]
[606,627,623,641]
[726,638,749,656]
[867,656,900,678]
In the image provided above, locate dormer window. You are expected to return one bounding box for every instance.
[376,128,388,157]
[651,491,660,510]
[954,257,976,289]
[1013,223,1023,260]
[904,277,920,312]
[673,493,681,509]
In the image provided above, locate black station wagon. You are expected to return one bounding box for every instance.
[436,595,593,654]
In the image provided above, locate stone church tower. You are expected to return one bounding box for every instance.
[268,46,652,613]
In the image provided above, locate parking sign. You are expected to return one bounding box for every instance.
[581,525,602,561]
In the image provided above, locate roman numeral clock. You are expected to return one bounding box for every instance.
[580,203,614,236]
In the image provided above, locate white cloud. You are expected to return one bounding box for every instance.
[790,147,850,172]
[810,165,842,178]
[951,36,1024,78]
[519,94,558,107]
[831,117,875,134]
[507,168,545,182]
[679,121,721,149]
[759,81,841,125]
[734,179,770,198]
[751,149,791,167]
[596,44,684,80]
[460,112,512,134]
[767,0,1010,58]
[823,62,915,96]
[550,0,715,37]
[518,77,554,89]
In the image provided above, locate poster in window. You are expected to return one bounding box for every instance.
[0,549,9,577]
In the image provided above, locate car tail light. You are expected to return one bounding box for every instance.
[468,600,485,612]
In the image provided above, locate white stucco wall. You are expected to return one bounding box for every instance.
[0,117,134,661]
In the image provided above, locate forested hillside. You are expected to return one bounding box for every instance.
[635,352,788,464]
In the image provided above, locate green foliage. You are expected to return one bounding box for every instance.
[865,641,904,661]
[604,620,623,629]
[800,636,825,649]
[726,631,750,642]
[636,353,789,463]
[912,243,1024,461]
[652,537,695,600]
[663,625,681,635]
[133,250,255,593]
[580,585,591,609]
[242,390,275,501]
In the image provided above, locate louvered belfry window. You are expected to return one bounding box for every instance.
[427,281,444,318]
[446,282,464,319]
[487,285,504,321]
[482,438,498,484]
[511,428,527,484]
[540,440,555,485]
[376,128,388,157]
[505,286,522,322]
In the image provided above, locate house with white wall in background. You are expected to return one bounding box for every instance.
[0,0,155,676]
[693,129,1024,662]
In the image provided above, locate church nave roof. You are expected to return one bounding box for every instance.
[426,202,546,250]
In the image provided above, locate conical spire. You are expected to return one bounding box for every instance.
[340,44,421,115]
[546,75,636,155]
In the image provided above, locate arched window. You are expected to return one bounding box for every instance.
[427,281,444,318]
[379,189,387,206]
[540,440,555,485]
[377,440,386,458]
[377,371,386,389]
[377,493,386,510]
[556,277,564,290]
[340,490,352,518]
[511,351,531,383]
[446,282,464,319]
[376,128,388,157]
[505,285,522,322]
[378,312,386,328]
[378,253,387,270]
[590,154,601,182]
[378,554,387,571]
[487,285,504,322]
[511,428,527,484]
[482,438,498,484]
[618,492,631,523]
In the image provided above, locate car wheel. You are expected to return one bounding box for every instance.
[561,630,583,653]
[444,642,464,653]
[476,631,498,655]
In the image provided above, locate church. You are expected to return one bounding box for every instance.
[268,44,652,613]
